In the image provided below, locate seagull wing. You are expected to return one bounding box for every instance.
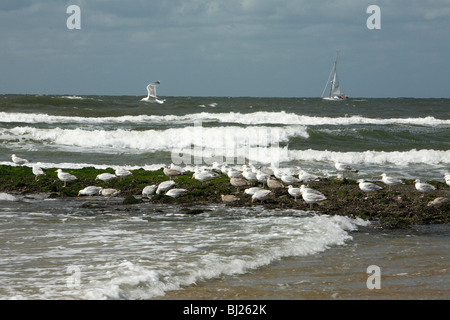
[146,84,157,98]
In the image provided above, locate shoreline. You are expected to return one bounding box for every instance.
[1,165,449,228]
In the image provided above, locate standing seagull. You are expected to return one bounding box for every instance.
[357,179,383,199]
[287,185,301,201]
[32,165,45,181]
[300,188,327,209]
[164,166,182,180]
[11,154,29,165]
[380,173,404,191]
[333,161,358,178]
[140,81,165,104]
[55,169,77,187]
[414,179,436,197]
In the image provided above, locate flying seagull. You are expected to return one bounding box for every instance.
[140,81,165,104]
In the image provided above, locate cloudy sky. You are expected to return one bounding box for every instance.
[1,0,449,97]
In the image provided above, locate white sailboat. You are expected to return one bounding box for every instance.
[321,51,348,101]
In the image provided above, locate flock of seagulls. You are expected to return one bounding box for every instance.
[7,154,450,208]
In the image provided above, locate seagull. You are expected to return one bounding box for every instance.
[96,173,117,182]
[140,81,165,104]
[256,170,269,186]
[299,185,325,196]
[221,194,239,203]
[267,176,284,189]
[11,154,29,165]
[251,189,272,203]
[357,179,383,199]
[244,187,265,196]
[443,173,450,187]
[115,168,132,178]
[301,189,327,209]
[380,173,404,191]
[227,168,243,179]
[280,173,300,185]
[156,180,176,195]
[287,185,301,201]
[55,169,77,187]
[32,165,45,181]
[78,186,102,197]
[170,163,185,173]
[230,177,250,193]
[165,188,187,198]
[414,179,436,197]
[164,166,182,180]
[142,185,157,199]
[297,168,320,183]
[242,168,257,182]
[333,161,358,178]
[100,188,121,198]
[193,170,219,183]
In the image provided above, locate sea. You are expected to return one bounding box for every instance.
[0,95,449,301]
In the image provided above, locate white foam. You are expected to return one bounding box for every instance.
[0,125,308,152]
[1,111,449,126]
[0,193,19,201]
[78,214,369,300]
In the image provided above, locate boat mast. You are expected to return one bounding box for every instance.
[328,51,339,98]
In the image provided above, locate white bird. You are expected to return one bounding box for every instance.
[164,166,182,180]
[32,165,45,181]
[260,165,274,176]
[244,187,265,196]
[140,81,165,104]
[357,179,383,199]
[193,170,219,183]
[170,163,185,173]
[280,173,300,185]
[142,185,157,199]
[242,168,257,182]
[96,173,117,182]
[115,168,132,178]
[78,186,102,197]
[333,161,358,178]
[443,173,450,187]
[301,189,327,209]
[287,185,301,201]
[414,179,436,196]
[227,168,243,179]
[272,167,283,179]
[11,154,29,165]
[256,170,269,186]
[299,185,325,196]
[297,169,320,182]
[156,180,176,195]
[380,173,404,190]
[251,189,272,203]
[100,188,121,198]
[165,188,187,198]
[55,169,77,187]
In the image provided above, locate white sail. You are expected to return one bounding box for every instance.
[322,51,346,101]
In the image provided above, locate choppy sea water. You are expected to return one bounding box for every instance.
[0,95,449,300]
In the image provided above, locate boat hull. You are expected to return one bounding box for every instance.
[322,96,348,101]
